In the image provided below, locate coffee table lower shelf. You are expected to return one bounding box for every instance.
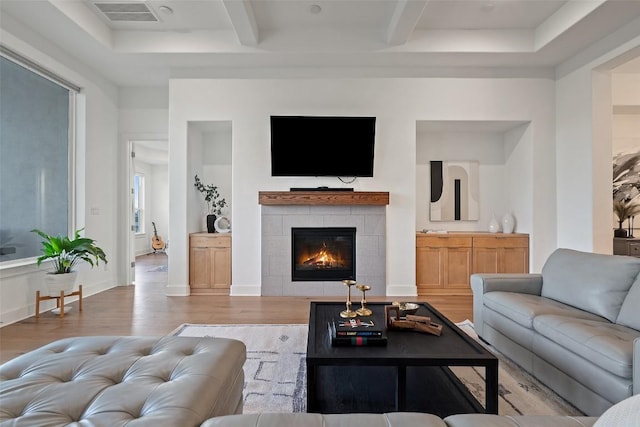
[308,364,485,417]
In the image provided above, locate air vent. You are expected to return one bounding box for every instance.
[93,2,158,22]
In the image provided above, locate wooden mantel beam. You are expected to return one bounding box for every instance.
[258,191,389,206]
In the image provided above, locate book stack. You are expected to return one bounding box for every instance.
[328,318,387,346]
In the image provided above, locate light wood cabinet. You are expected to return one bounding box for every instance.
[472,235,529,274]
[189,233,231,295]
[416,235,472,295]
[416,232,529,296]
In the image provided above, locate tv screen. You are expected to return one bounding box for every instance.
[270,115,376,177]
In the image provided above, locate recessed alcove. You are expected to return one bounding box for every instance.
[415,120,531,234]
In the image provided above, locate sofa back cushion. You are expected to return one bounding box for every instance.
[616,272,640,330]
[541,248,640,322]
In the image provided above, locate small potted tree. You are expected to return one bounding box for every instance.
[613,200,640,238]
[31,228,107,295]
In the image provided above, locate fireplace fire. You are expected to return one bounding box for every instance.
[291,227,356,281]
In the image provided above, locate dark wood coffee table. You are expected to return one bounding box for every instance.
[306,301,498,417]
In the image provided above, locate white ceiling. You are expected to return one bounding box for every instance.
[1,0,639,87]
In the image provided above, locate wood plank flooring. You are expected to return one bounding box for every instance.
[0,253,472,363]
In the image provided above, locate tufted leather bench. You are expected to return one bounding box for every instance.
[0,335,246,426]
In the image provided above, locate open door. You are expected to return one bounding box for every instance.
[128,141,137,284]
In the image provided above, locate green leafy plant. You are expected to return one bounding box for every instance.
[194,174,227,216]
[31,228,107,274]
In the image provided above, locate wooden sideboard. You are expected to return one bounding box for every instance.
[189,233,231,295]
[416,232,529,295]
[613,237,640,258]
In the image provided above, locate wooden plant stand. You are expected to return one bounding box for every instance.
[35,285,82,318]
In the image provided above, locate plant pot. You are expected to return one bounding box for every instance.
[614,227,628,238]
[44,271,78,296]
[206,214,217,233]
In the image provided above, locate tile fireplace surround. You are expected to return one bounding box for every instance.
[260,191,389,297]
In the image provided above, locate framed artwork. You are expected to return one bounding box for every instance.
[430,160,479,221]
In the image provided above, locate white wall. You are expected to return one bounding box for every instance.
[556,35,640,254]
[0,23,119,324]
[416,130,509,232]
[168,78,556,296]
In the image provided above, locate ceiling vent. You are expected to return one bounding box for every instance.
[93,2,158,22]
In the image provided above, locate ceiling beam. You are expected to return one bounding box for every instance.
[386,0,428,46]
[222,0,259,46]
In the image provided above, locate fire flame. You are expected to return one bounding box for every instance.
[300,242,344,269]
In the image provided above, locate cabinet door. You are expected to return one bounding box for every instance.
[416,246,444,291]
[446,247,472,289]
[210,246,231,293]
[190,247,212,289]
[500,247,529,273]
[472,247,499,274]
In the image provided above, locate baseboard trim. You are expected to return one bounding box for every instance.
[230,284,261,296]
[386,284,417,297]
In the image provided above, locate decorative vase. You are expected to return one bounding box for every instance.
[488,215,500,233]
[502,212,515,234]
[44,271,78,296]
[206,214,217,233]
[615,222,628,238]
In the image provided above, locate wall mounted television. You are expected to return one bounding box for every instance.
[270,115,376,177]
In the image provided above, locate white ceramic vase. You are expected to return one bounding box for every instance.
[488,215,500,233]
[44,271,78,296]
[502,212,515,234]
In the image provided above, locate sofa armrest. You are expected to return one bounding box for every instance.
[470,274,543,339]
[634,337,639,395]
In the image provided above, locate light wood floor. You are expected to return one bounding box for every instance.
[0,253,472,363]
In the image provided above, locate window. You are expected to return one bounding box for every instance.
[134,174,145,234]
[0,51,78,265]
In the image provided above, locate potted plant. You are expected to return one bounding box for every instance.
[194,174,227,232]
[613,200,640,238]
[31,228,107,295]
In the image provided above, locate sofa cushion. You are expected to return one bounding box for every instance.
[444,414,597,427]
[533,315,639,378]
[483,292,604,329]
[202,413,449,427]
[540,249,640,322]
[616,272,640,330]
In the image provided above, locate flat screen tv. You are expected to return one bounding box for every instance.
[270,115,376,177]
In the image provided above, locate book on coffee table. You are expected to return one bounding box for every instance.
[328,318,387,346]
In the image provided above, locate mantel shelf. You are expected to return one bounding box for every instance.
[258,191,389,206]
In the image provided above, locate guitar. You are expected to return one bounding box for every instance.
[151,222,165,251]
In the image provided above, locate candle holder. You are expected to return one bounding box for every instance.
[355,284,372,316]
[340,279,358,318]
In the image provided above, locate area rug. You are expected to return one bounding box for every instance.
[171,322,583,416]
[172,324,307,413]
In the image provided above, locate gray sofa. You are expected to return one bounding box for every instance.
[471,248,640,416]
[202,393,640,426]
[0,336,246,426]
[202,412,598,427]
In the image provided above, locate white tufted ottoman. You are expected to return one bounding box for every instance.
[0,335,246,426]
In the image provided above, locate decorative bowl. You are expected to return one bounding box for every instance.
[392,301,420,315]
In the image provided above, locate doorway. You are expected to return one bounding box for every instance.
[128,139,169,285]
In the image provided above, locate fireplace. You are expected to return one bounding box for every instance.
[291,227,356,281]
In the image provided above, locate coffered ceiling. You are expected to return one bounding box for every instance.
[1,0,639,86]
